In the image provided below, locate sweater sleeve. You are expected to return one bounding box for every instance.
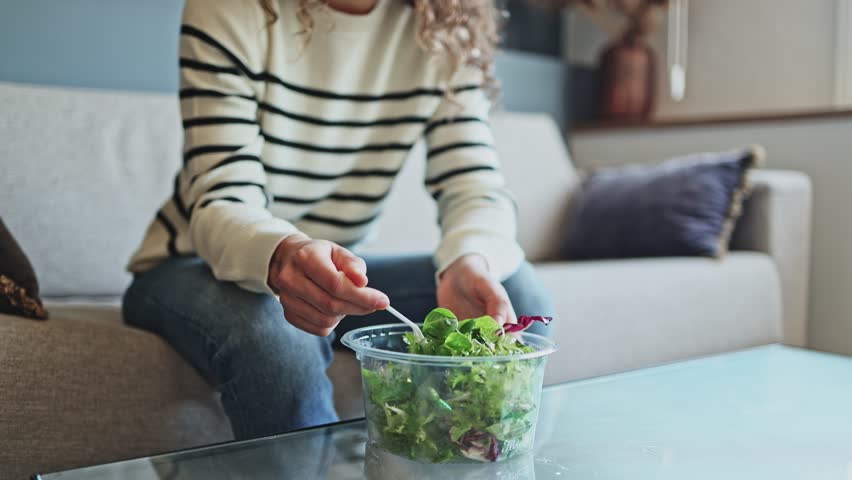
[423,67,525,282]
[178,0,299,294]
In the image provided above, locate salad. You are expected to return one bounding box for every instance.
[361,308,551,463]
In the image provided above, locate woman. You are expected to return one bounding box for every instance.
[124,0,553,441]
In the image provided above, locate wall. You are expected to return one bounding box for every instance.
[496,52,570,130]
[0,1,569,127]
[0,0,182,92]
[503,0,563,57]
[570,118,852,356]
[564,0,840,119]
[654,0,838,119]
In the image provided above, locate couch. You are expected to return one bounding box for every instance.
[0,81,811,479]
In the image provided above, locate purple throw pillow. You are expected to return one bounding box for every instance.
[562,146,764,260]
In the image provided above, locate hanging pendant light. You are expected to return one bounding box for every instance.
[667,0,688,102]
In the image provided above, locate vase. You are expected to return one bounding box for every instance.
[598,37,656,121]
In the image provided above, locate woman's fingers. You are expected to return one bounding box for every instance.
[286,310,335,337]
[282,294,341,330]
[482,283,516,326]
[270,236,391,337]
[289,276,377,317]
[296,247,388,310]
[331,247,369,288]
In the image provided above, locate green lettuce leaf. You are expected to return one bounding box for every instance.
[422,308,458,341]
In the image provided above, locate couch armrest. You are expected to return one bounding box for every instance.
[730,169,812,346]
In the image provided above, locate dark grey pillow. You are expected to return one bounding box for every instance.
[0,218,47,319]
[562,147,764,260]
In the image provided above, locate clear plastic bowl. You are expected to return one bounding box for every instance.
[341,324,558,464]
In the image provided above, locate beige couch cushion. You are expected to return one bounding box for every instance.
[0,300,368,479]
[0,310,232,479]
[538,251,783,385]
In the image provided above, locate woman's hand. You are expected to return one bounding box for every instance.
[267,233,389,336]
[436,254,517,325]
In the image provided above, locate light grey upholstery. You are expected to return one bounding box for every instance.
[360,110,580,262]
[0,82,811,479]
[539,252,782,384]
[730,170,812,346]
[0,82,179,297]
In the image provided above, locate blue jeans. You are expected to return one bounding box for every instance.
[122,255,553,441]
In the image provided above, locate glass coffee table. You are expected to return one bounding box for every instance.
[36,345,852,479]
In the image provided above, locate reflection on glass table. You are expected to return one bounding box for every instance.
[36,345,852,479]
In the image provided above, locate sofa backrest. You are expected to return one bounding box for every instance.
[1,83,180,297]
[0,82,576,297]
[363,112,578,263]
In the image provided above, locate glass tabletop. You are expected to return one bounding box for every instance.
[37,345,852,479]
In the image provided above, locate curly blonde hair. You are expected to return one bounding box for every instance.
[258,0,502,98]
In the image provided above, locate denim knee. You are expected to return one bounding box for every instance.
[215,305,338,438]
[121,257,338,438]
[215,300,333,380]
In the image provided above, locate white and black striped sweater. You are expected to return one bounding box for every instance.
[129,0,524,294]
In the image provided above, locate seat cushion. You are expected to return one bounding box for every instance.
[0,307,232,478]
[0,300,366,478]
[539,251,783,385]
[38,300,367,418]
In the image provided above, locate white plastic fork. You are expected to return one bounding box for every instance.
[386,305,424,340]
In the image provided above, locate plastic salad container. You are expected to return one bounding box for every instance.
[341,323,558,464]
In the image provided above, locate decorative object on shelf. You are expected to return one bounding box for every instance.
[534,0,672,121]
[590,0,670,120]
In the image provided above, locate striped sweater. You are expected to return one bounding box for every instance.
[128,0,524,294]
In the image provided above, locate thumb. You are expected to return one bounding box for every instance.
[331,247,368,288]
[485,293,515,326]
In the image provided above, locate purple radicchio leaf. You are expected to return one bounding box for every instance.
[455,429,502,462]
[501,316,553,334]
